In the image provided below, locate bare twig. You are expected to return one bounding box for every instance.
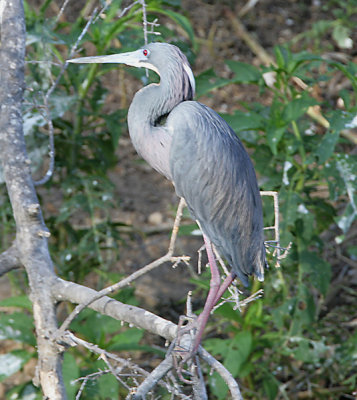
[261,191,292,267]
[131,355,174,399]
[192,356,208,400]
[32,0,161,185]
[261,190,281,262]
[32,5,101,186]
[100,353,132,390]
[238,0,261,17]
[53,0,71,26]
[212,288,263,313]
[199,347,243,400]
[140,0,148,45]
[74,370,108,400]
[57,198,188,335]
[33,94,55,186]
[60,330,148,379]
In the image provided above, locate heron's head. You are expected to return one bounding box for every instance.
[68,42,195,97]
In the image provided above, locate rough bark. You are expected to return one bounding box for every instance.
[0,1,66,398]
[0,243,21,275]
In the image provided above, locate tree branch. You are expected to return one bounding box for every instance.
[52,276,243,399]
[0,243,22,276]
[52,276,178,340]
[0,1,66,397]
[57,197,188,334]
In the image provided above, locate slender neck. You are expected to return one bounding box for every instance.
[129,82,173,128]
[127,65,194,169]
[129,64,194,127]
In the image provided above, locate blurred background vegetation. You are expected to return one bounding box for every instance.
[0,0,356,399]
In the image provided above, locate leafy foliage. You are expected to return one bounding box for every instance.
[0,0,356,399]
[195,39,357,400]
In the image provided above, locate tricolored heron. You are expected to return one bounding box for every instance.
[68,42,266,354]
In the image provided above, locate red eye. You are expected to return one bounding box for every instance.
[143,49,148,56]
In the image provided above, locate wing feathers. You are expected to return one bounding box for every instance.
[168,101,265,285]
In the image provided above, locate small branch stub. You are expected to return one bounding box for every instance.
[27,203,40,216]
[37,229,51,238]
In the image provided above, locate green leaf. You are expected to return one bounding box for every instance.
[332,25,352,49]
[316,129,340,163]
[215,302,243,324]
[204,338,229,357]
[178,222,200,236]
[279,188,300,233]
[224,331,252,376]
[266,126,286,155]
[329,110,356,132]
[104,109,125,149]
[195,68,230,98]
[274,46,288,70]
[98,372,119,398]
[263,374,279,400]
[0,296,32,311]
[63,353,79,399]
[148,8,195,46]
[289,285,317,335]
[336,203,357,235]
[221,110,264,132]
[326,61,357,93]
[49,94,77,120]
[0,313,36,346]
[108,328,144,350]
[271,298,296,329]
[347,246,357,258]
[226,60,261,83]
[6,383,41,400]
[244,300,263,328]
[0,351,32,382]
[299,251,331,295]
[282,93,317,122]
[70,310,123,342]
[284,337,329,364]
[209,372,228,400]
[334,154,357,234]
[297,207,315,241]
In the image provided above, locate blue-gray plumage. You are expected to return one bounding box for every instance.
[169,101,265,285]
[68,42,266,351]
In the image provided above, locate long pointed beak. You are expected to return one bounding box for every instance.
[67,49,159,74]
[68,52,137,65]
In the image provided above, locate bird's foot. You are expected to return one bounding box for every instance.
[170,315,202,383]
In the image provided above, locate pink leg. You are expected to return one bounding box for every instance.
[213,272,236,305]
[190,235,225,353]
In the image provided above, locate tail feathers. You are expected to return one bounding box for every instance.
[234,247,266,286]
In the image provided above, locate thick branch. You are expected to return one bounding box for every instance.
[0,243,22,276]
[52,277,178,341]
[57,197,188,334]
[0,1,65,398]
[52,277,243,399]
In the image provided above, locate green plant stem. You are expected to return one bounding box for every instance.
[276,266,288,298]
[291,120,306,166]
